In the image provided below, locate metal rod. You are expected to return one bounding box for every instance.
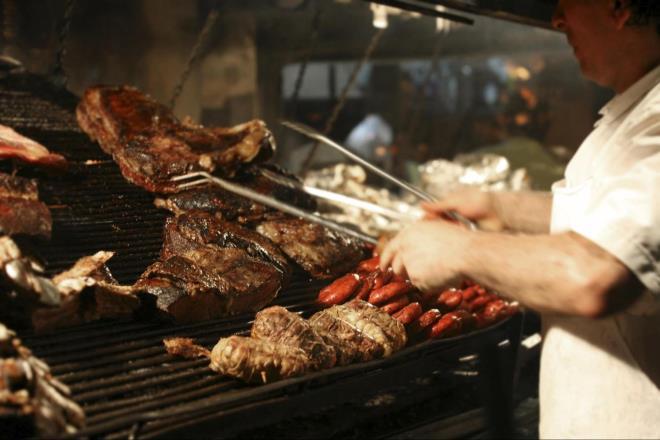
[282,120,477,230]
[302,185,421,222]
[365,0,474,25]
[171,172,378,245]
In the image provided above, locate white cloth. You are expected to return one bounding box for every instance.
[541,65,660,439]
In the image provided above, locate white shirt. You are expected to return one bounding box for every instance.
[541,65,660,439]
[345,114,393,161]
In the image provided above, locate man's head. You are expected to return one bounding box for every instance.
[552,0,660,92]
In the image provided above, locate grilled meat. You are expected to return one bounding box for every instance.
[0,124,67,169]
[210,336,310,383]
[164,335,310,384]
[161,210,291,281]
[251,306,336,370]
[135,246,282,323]
[76,85,275,193]
[31,251,139,333]
[309,300,407,365]
[256,217,367,279]
[0,173,51,239]
[154,164,316,224]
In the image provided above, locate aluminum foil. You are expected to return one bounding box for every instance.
[418,153,530,199]
[304,164,422,236]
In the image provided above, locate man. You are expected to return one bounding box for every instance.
[380,0,660,438]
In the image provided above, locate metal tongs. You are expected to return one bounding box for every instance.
[282,120,477,230]
[171,171,379,245]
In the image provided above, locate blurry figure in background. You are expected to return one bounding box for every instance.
[345,113,393,165]
[469,85,565,190]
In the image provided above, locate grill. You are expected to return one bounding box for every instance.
[1,72,523,439]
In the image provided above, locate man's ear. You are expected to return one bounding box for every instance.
[610,0,632,30]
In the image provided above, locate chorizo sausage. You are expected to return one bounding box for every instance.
[436,289,463,312]
[408,308,442,335]
[392,302,423,325]
[357,256,381,273]
[368,281,413,306]
[381,294,411,315]
[317,273,362,307]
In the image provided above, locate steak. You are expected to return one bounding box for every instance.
[76,85,275,193]
[134,246,282,323]
[256,217,367,279]
[0,173,51,239]
[309,300,407,365]
[161,210,291,282]
[251,306,336,370]
[0,124,67,169]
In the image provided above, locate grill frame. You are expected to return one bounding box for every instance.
[1,72,523,439]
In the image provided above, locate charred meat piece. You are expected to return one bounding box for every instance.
[76,85,275,193]
[210,336,310,383]
[154,164,316,223]
[251,306,336,370]
[32,251,139,333]
[256,217,367,280]
[164,336,310,384]
[0,125,67,169]
[343,300,407,356]
[135,246,282,323]
[161,211,291,281]
[309,304,383,365]
[0,173,51,239]
[309,300,407,365]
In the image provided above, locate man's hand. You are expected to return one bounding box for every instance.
[421,188,504,232]
[379,220,470,292]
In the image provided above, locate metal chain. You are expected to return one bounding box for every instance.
[290,6,324,115]
[169,8,220,110]
[50,0,76,88]
[300,27,385,174]
[405,37,443,144]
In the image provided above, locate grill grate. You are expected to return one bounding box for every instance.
[1,73,522,438]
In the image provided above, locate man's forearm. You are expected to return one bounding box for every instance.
[492,191,552,234]
[458,230,640,317]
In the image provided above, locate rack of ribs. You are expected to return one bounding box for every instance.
[0,173,51,239]
[76,85,275,193]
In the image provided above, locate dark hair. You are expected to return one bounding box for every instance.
[626,0,660,35]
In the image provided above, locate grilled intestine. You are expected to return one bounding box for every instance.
[164,301,407,384]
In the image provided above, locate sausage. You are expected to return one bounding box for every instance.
[467,293,499,312]
[368,281,413,306]
[427,313,462,339]
[317,273,362,307]
[392,302,423,325]
[354,272,375,301]
[474,299,509,328]
[408,308,442,335]
[460,286,479,302]
[427,310,475,339]
[372,268,393,291]
[381,294,411,315]
[357,256,381,273]
[436,289,463,312]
